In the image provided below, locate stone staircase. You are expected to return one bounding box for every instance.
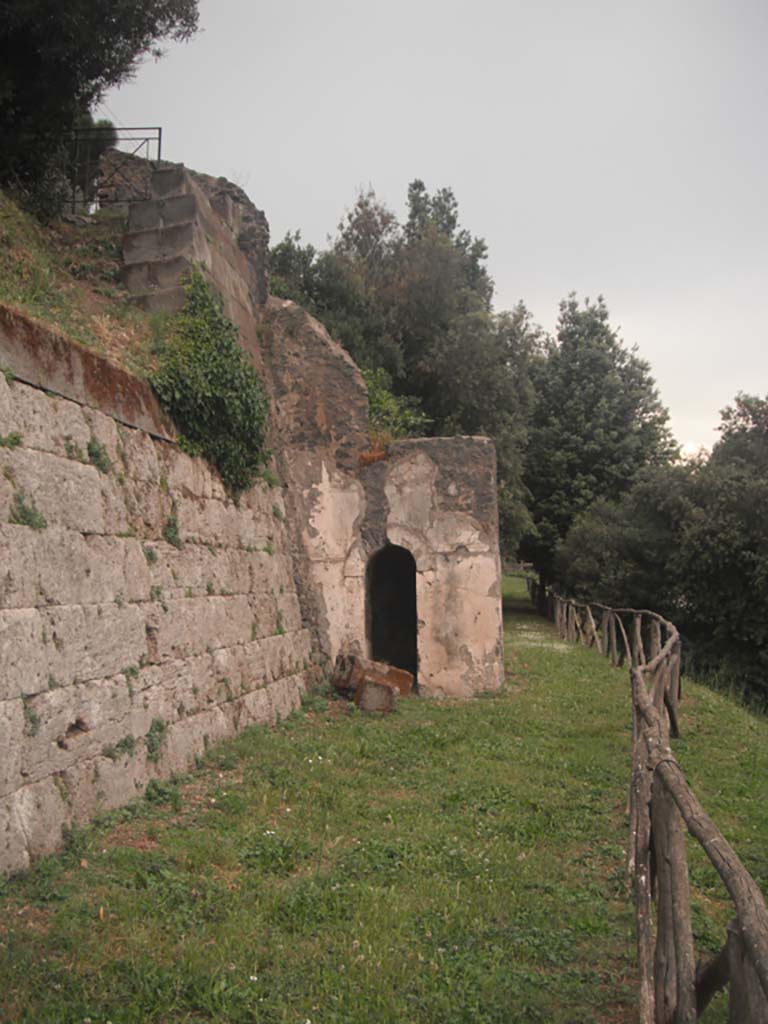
[120,166,204,315]
[121,164,262,322]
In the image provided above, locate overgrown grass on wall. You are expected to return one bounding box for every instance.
[0,189,159,369]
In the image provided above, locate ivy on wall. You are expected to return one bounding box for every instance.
[151,270,270,494]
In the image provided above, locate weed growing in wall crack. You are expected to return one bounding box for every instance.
[9,491,46,529]
[145,718,167,763]
[87,437,111,473]
[162,508,182,548]
[0,431,22,448]
[22,698,40,737]
[64,436,86,462]
[151,270,270,495]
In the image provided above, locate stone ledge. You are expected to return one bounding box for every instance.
[0,305,175,441]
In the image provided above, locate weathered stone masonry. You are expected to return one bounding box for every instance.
[0,321,309,875]
[0,158,504,874]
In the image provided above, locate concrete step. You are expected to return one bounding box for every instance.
[129,285,187,315]
[150,165,189,201]
[128,193,197,233]
[122,222,201,266]
[122,255,193,294]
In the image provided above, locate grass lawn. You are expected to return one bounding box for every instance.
[0,577,765,1023]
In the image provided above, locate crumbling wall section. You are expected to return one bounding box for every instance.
[298,435,505,697]
[0,313,309,876]
[117,166,504,697]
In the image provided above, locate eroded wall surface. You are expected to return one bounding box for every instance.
[0,329,309,875]
[293,434,504,697]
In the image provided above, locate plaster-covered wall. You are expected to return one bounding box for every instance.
[0,319,310,875]
[292,436,504,697]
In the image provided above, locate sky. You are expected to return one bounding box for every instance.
[100,0,768,452]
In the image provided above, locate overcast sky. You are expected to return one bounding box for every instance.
[100,0,767,451]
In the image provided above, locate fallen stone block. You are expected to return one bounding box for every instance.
[354,678,398,714]
[330,653,413,700]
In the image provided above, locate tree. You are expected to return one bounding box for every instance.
[556,463,694,615]
[673,395,768,701]
[0,0,198,210]
[520,295,676,586]
[270,181,538,552]
[556,394,768,704]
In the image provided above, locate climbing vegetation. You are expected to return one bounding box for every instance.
[151,270,270,495]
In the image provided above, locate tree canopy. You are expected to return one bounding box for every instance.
[519,295,676,582]
[557,394,768,704]
[271,181,538,553]
[0,0,198,206]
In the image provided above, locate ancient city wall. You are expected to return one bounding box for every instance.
[0,312,310,875]
[0,160,505,873]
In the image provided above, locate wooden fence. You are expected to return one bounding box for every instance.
[527,580,768,1023]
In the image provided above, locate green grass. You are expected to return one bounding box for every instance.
[0,577,765,1023]
[0,189,162,373]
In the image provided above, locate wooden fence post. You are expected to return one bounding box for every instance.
[633,613,646,667]
[650,619,662,661]
[727,921,768,1023]
[633,725,655,1024]
[651,775,696,1023]
[586,605,601,653]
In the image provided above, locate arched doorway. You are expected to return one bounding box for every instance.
[366,545,418,683]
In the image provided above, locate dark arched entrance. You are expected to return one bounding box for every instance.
[366,545,418,683]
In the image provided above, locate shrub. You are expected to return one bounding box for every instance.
[9,491,47,529]
[145,718,167,763]
[151,271,270,494]
[87,437,111,473]
[162,510,182,548]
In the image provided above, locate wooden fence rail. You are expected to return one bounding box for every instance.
[527,579,768,1023]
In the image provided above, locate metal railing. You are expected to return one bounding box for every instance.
[68,126,162,212]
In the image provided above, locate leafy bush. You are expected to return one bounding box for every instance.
[151,271,269,494]
[87,437,111,473]
[362,366,430,444]
[145,718,167,764]
[9,491,47,530]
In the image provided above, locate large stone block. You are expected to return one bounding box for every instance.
[355,679,398,714]
[331,653,413,700]
[211,640,267,695]
[161,706,231,774]
[13,777,73,860]
[264,674,305,722]
[0,380,91,458]
[63,754,146,824]
[0,527,149,608]
[127,193,197,233]
[163,445,218,500]
[39,603,147,687]
[176,495,266,549]
[0,698,24,798]
[144,595,253,662]
[0,608,47,700]
[120,428,162,484]
[0,447,106,534]
[21,677,134,783]
[0,791,31,874]
[0,307,174,440]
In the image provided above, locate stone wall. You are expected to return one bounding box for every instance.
[118,164,505,700]
[0,163,506,873]
[0,315,310,875]
[290,435,505,697]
